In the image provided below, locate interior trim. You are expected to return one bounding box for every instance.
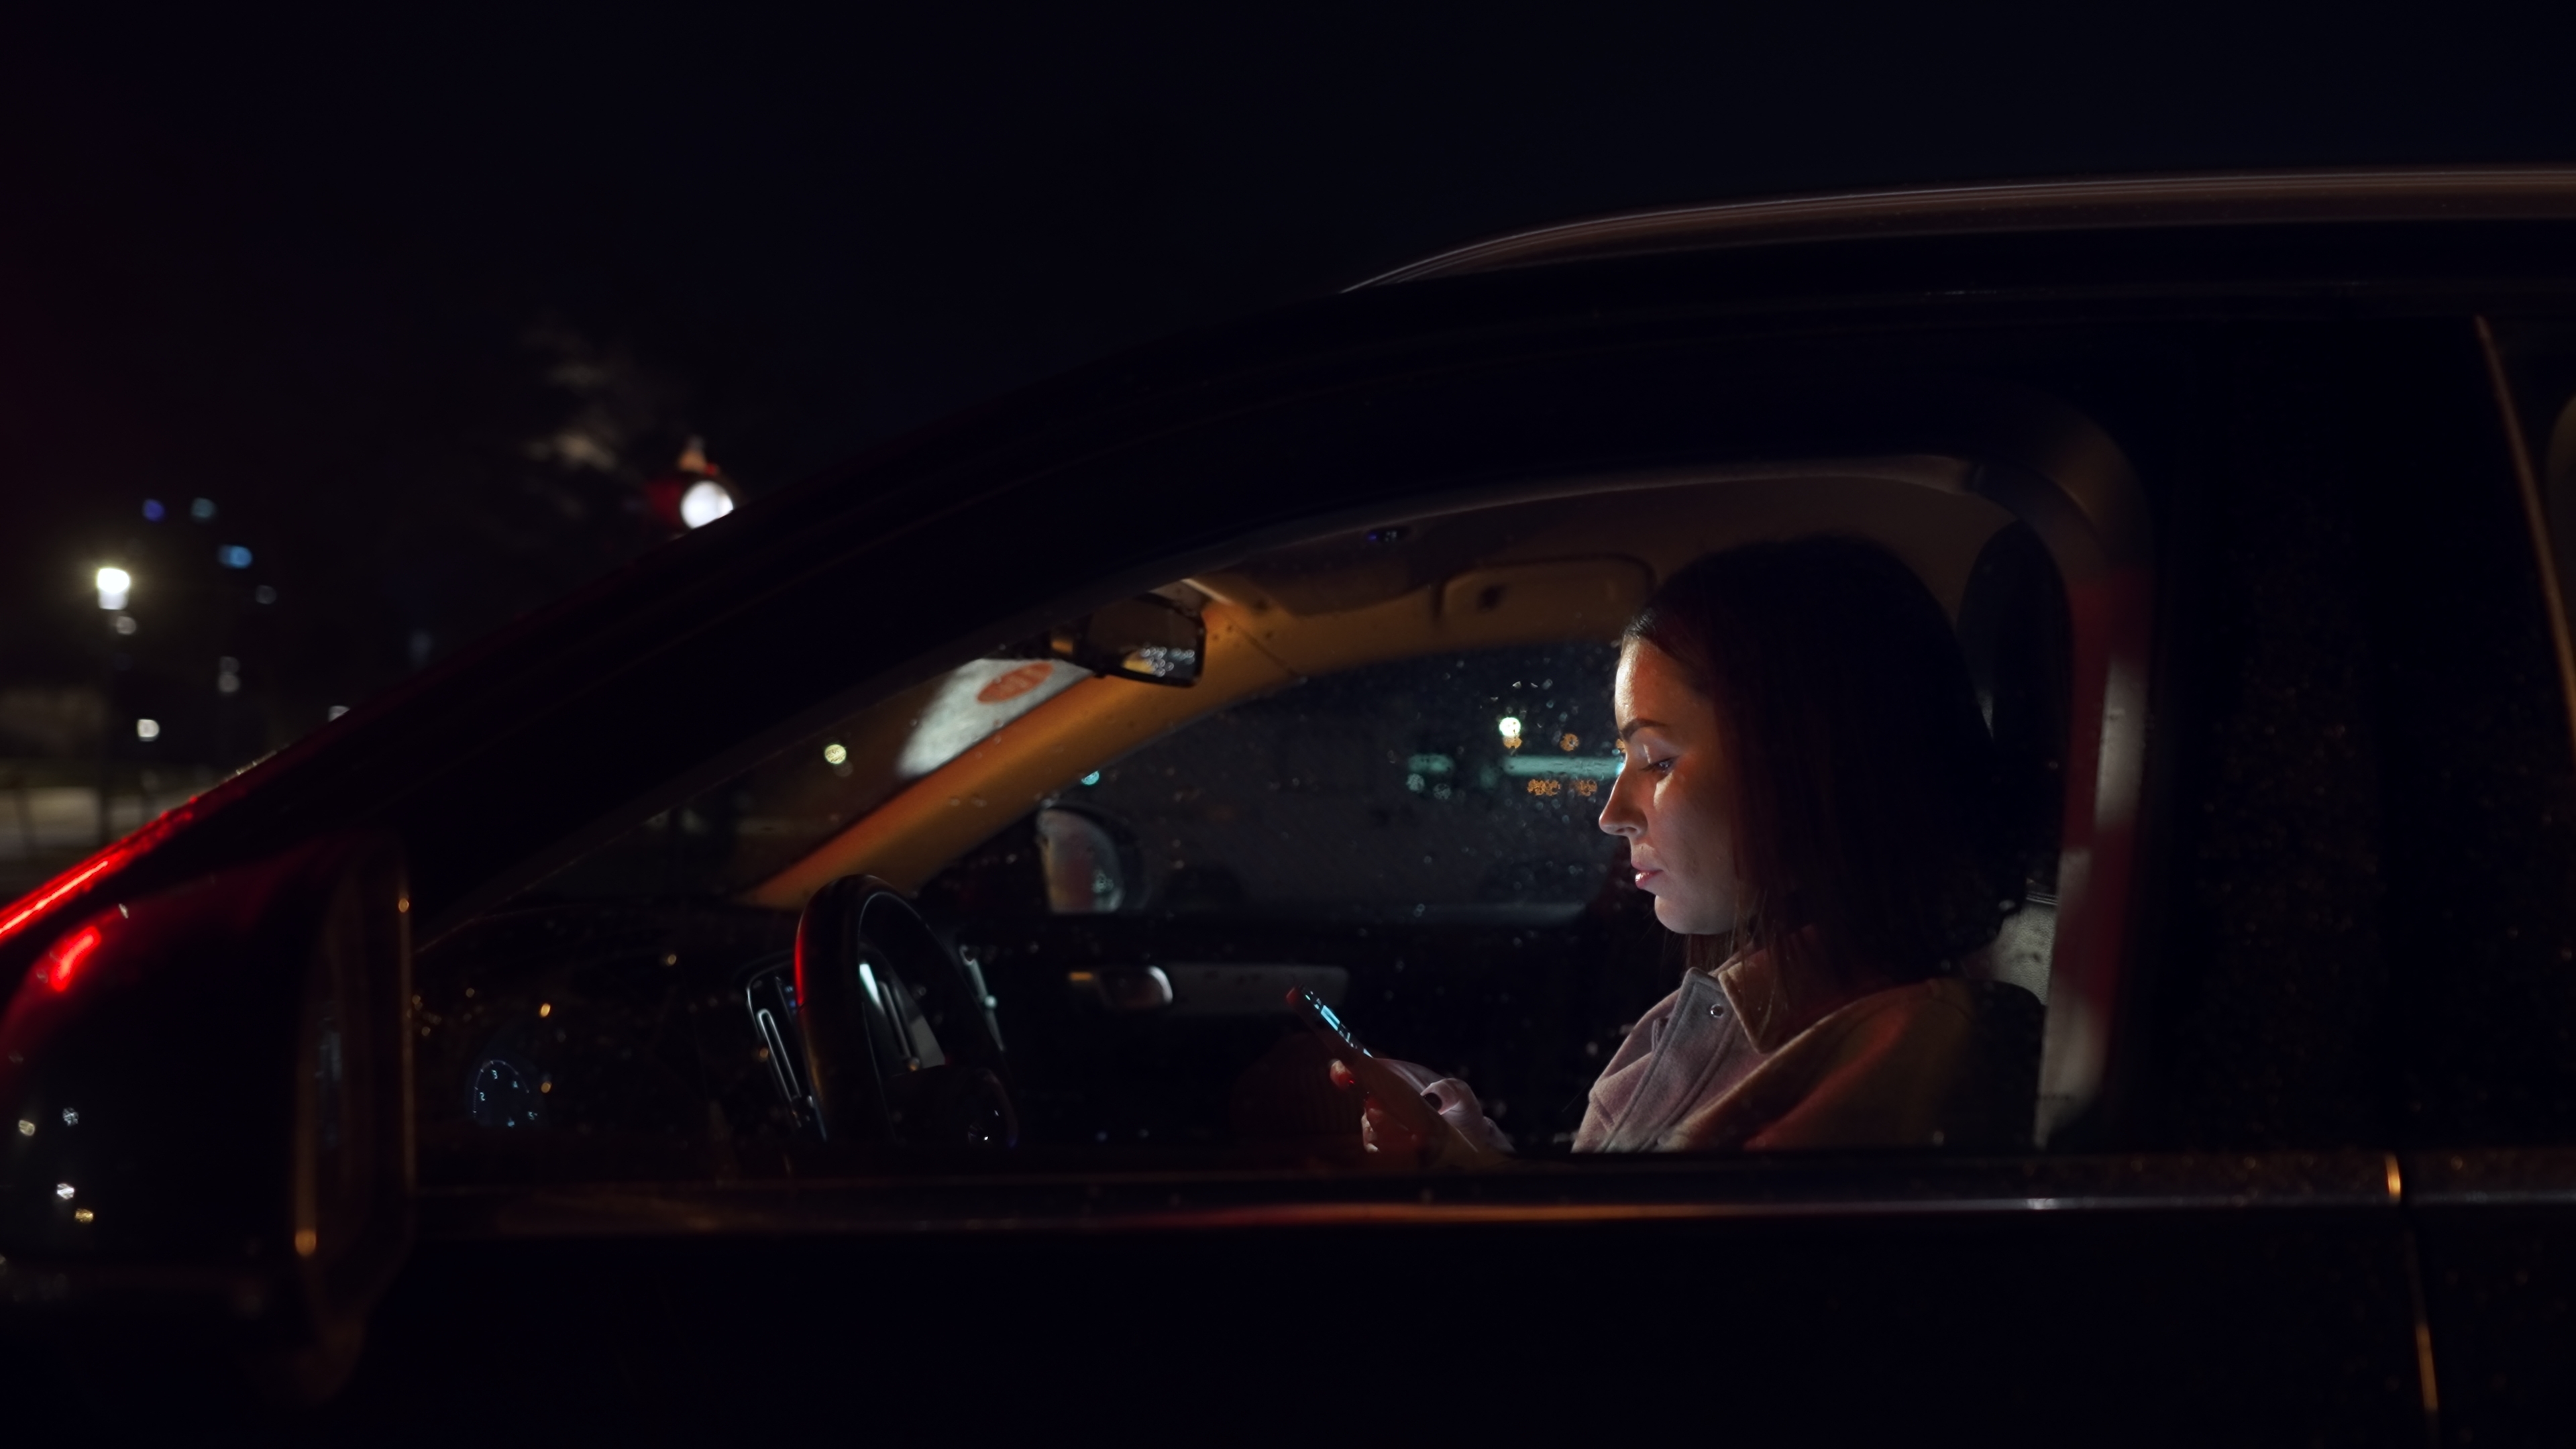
[406,1150,2400,1241]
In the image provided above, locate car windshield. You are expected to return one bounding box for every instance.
[539,656,1091,902]
[1040,642,1625,917]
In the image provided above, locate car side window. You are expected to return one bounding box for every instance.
[2400,317,2576,1145]
[408,464,2121,1181]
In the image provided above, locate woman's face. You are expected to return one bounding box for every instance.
[1599,639,1747,936]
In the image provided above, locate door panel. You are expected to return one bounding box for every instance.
[2409,1152,2576,1442]
[354,1152,2429,1444]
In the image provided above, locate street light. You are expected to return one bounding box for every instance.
[679,478,735,529]
[92,568,135,847]
[647,439,739,532]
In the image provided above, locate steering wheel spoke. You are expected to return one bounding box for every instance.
[792,875,1018,1150]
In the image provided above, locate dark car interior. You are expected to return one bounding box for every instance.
[407,462,2078,1183]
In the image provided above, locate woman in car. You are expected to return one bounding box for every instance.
[1375,535,2044,1157]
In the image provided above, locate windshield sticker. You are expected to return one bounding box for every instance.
[897,659,1088,779]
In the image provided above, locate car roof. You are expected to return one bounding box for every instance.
[1354,166,2576,288]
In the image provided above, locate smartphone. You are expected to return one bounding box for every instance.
[1287,987,1456,1147]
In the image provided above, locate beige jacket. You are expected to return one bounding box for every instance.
[1575,946,2043,1153]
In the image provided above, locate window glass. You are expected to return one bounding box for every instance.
[539,657,1089,902]
[411,471,2084,1183]
[2377,318,2576,1144]
[1044,643,1624,917]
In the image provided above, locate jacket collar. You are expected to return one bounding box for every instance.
[1716,936,1880,1053]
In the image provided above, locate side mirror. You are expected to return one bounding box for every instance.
[1034,806,1137,914]
[0,833,413,1405]
[1021,594,1203,686]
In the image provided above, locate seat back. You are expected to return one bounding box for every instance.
[1954,521,2073,1001]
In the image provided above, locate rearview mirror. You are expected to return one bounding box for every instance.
[1019,594,1203,686]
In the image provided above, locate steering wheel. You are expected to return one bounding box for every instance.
[793,875,1018,1150]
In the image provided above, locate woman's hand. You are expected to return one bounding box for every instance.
[1332,1057,1513,1165]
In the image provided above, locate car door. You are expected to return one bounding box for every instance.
[332,311,2479,1444]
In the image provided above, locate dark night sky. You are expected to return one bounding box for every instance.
[3,5,2571,760]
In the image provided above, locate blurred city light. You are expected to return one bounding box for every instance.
[1503,755,1621,778]
[1497,716,1522,749]
[135,718,160,741]
[112,615,137,636]
[95,568,129,610]
[254,585,277,604]
[216,657,241,695]
[141,499,165,521]
[189,498,216,521]
[217,545,253,569]
[327,706,349,720]
[822,742,849,765]
[679,478,735,529]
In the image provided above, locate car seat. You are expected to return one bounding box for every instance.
[1954,521,2072,1002]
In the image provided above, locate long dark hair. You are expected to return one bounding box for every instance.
[1625,535,2021,983]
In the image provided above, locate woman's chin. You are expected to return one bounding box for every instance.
[1652,898,1723,936]
[1658,892,1741,938]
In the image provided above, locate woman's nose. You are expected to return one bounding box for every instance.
[1597,771,1643,838]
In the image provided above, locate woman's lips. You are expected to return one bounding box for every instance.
[1631,867,1663,890]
